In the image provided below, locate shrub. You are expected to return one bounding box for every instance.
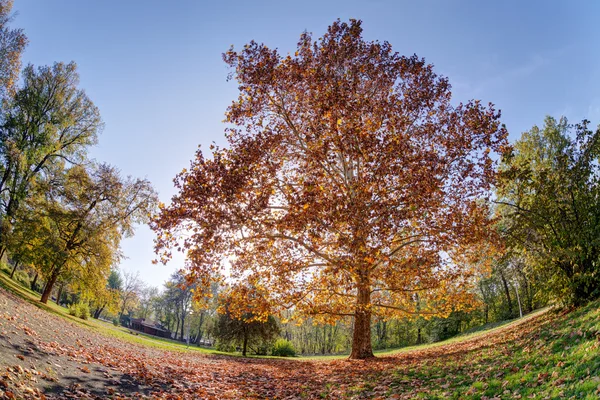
[67,303,78,316]
[77,303,90,320]
[68,303,90,320]
[13,270,30,287]
[112,317,119,326]
[0,262,11,275]
[271,338,296,357]
[215,340,236,353]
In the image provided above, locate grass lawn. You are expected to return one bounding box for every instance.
[1,264,599,399]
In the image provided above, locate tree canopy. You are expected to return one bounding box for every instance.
[153,19,508,359]
[0,0,26,101]
[0,62,102,258]
[497,117,600,305]
[35,163,157,303]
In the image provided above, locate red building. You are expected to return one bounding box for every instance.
[130,318,172,338]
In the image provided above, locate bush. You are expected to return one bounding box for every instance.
[77,303,90,320]
[67,303,78,316]
[112,317,119,326]
[0,262,11,275]
[13,270,30,287]
[271,338,296,357]
[68,303,90,320]
[215,340,236,353]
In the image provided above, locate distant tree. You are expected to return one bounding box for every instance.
[0,0,27,101]
[153,19,508,358]
[118,270,144,320]
[497,117,600,305]
[92,269,122,319]
[162,271,195,341]
[136,285,159,320]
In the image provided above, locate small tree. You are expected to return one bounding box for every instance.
[118,270,144,320]
[213,313,279,357]
[92,269,122,319]
[213,305,280,357]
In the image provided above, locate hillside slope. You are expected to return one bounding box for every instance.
[0,284,599,399]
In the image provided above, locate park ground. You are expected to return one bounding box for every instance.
[0,273,599,399]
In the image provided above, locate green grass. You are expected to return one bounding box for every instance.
[343,302,600,399]
[2,263,600,397]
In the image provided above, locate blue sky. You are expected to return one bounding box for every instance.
[13,0,600,288]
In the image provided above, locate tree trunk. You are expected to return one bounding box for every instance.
[119,298,129,320]
[174,317,180,339]
[93,304,106,319]
[55,283,64,306]
[499,270,513,316]
[9,261,20,279]
[484,303,489,324]
[514,281,523,318]
[479,282,489,324]
[195,312,205,345]
[30,272,38,291]
[242,327,248,357]
[349,284,374,359]
[519,272,533,312]
[41,268,60,304]
[180,313,185,341]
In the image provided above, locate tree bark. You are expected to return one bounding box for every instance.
[180,313,185,341]
[349,284,374,359]
[174,316,180,339]
[479,282,489,324]
[9,261,20,279]
[30,272,38,291]
[499,270,513,316]
[55,283,64,306]
[195,312,205,345]
[93,304,106,319]
[41,268,61,304]
[242,327,248,357]
[517,270,533,312]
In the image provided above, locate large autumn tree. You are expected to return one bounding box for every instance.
[153,19,508,359]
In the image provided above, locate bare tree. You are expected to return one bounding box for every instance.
[119,270,144,321]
